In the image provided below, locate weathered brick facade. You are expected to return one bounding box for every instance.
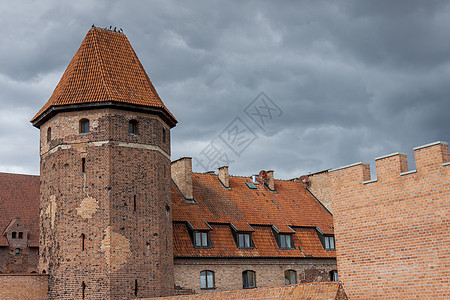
[38,110,174,299]
[306,170,332,212]
[0,274,48,300]
[0,246,39,274]
[174,258,337,294]
[329,141,450,299]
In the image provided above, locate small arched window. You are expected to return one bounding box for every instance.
[11,232,16,239]
[200,270,215,289]
[129,120,138,135]
[79,119,90,134]
[284,269,297,285]
[47,127,52,142]
[18,232,23,239]
[242,270,256,289]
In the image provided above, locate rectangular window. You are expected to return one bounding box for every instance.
[324,236,335,250]
[200,270,215,289]
[279,234,293,249]
[243,270,256,289]
[194,231,209,247]
[237,233,252,248]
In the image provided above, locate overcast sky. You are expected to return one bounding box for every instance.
[1,0,449,179]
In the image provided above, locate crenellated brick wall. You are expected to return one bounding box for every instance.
[329,141,450,299]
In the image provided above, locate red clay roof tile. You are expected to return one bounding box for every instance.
[31,27,176,127]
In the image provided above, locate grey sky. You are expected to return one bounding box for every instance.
[1,0,449,179]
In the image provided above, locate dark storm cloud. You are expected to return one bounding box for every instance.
[0,0,449,178]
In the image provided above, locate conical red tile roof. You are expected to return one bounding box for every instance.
[31,26,176,127]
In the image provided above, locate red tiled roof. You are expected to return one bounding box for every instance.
[172,173,335,258]
[0,173,40,247]
[31,26,176,127]
[148,282,348,300]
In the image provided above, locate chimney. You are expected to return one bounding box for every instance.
[218,166,230,188]
[171,157,193,200]
[266,170,275,190]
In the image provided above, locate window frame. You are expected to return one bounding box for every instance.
[324,236,335,250]
[11,232,17,239]
[330,270,338,282]
[129,120,138,135]
[79,119,90,134]
[278,233,294,249]
[242,270,256,289]
[284,269,297,285]
[237,232,253,249]
[194,231,211,248]
[200,270,215,290]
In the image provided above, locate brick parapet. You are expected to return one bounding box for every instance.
[329,141,450,299]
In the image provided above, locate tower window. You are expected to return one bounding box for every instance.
[133,195,137,212]
[12,232,17,239]
[82,158,86,173]
[134,279,138,297]
[47,127,52,142]
[81,233,85,251]
[162,128,166,143]
[82,281,86,299]
[18,232,23,239]
[200,270,215,289]
[79,119,90,133]
[242,270,256,289]
[285,270,297,285]
[129,120,138,135]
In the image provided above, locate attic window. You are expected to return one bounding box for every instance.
[246,182,257,190]
[278,234,294,249]
[12,232,17,239]
[194,231,211,248]
[324,236,335,250]
[18,232,23,239]
[237,233,253,249]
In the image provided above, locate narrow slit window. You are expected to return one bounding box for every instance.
[82,158,86,173]
[79,119,90,133]
[47,127,52,142]
[162,128,166,143]
[134,279,138,297]
[82,281,86,299]
[133,195,137,212]
[81,233,85,251]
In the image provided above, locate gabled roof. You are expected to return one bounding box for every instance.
[0,173,40,247]
[150,282,348,300]
[172,173,335,258]
[31,26,176,128]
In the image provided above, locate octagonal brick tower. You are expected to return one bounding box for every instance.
[31,26,177,299]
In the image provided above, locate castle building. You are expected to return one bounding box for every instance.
[0,27,337,299]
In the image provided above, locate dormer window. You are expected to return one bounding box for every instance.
[324,236,335,250]
[79,119,90,133]
[278,234,294,249]
[194,231,211,248]
[237,233,253,249]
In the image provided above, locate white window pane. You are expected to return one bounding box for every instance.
[207,271,214,288]
[325,237,330,249]
[280,235,286,248]
[245,234,250,248]
[195,232,201,247]
[334,271,338,281]
[286,235,291,248]
[202,232,208,246]
[290,271,296,283]
[200,272,206,289]
[239,234,244,247]
[330,237,335,249]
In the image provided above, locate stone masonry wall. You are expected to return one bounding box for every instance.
[0,274,48,300]
[39,109,173,299]
[174,257,337,294]
[329,141,450,299]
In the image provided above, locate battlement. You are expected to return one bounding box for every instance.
[329,141,449,185]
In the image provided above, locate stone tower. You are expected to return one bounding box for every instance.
[31,26,177,299]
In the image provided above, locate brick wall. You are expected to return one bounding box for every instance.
[0,274,48,300]
[39,109,174,299]
[0,246,39,274]
[329,141,450,299]
[174,257,337,294]
[306,171,332,212]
